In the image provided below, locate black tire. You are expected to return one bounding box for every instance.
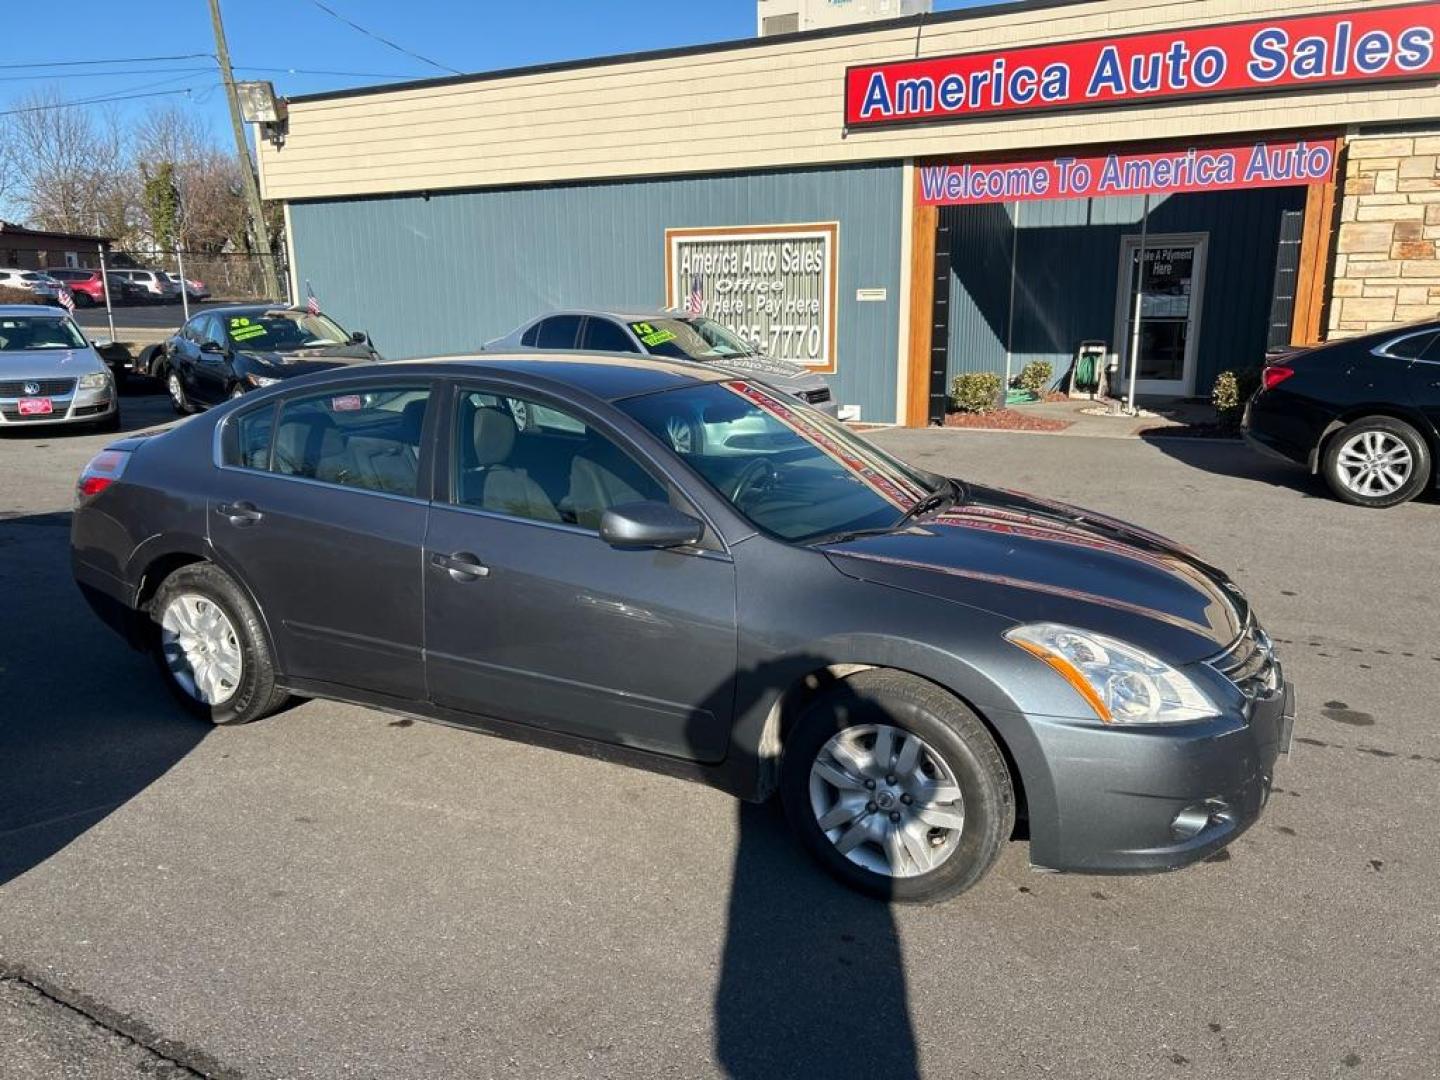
[138,344,163,380]
[165,365,195,415]
[780,669,1014,904]
[148,563,288,725]
[73,291,94,308]
[1321,416,1431,509]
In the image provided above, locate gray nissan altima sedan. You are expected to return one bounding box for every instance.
[71,353,1295,902]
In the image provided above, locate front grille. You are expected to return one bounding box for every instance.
[799,388,832,404]
[0,378,76,397]
[1208,618,1280,698]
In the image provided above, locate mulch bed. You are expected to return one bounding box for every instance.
[944,409,1073,433]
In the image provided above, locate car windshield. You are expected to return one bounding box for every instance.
[618,379,943,542]
[625,318,731,363]
[225,310,349,351]
[0,315,88,351]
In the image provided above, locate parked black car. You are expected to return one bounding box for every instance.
[1244,319,1440,508]
[72,354,1293,902]
[157,304,380,413]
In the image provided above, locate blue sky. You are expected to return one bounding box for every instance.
[1,0,996,140]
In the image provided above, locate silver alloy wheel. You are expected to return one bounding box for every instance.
[665,415,694,453]
[1336,430,1414,498]
[168,372,184,406]
[160,593,243,705]
[809,723,964,878]
[231,386,245,399]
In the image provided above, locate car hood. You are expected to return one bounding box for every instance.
[243,344,379,375]
[821,484,1247,664]
[0,347,106,380]
[703,354,828,395]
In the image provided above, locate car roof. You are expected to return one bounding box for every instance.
[392,350,730,401]
[530,308,692,324]
[0,304,68,317]
[193,303,306,319]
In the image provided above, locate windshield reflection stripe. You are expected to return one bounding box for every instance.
[721,380,925,511]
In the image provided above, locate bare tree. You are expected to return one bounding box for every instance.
[10,89,135,240]
[134,104,248,253]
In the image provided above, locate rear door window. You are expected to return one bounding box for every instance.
[580,318,640,353]
[535,315,582,349]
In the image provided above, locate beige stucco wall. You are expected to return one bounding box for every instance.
[1330,133,1440,336]
[257,0,1440,202]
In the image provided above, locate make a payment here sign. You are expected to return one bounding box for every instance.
[846,3,1440,127]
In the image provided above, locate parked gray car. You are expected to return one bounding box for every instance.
[486,309,840,416]
[0,305,119,431]
[71,354,1293,902]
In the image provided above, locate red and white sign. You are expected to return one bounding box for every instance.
[846,3,1440,128]
[17,398,54,416]
[918,139,1337,206]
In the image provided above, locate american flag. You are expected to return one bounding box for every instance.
[57,287,75,314]
[305,282,320,316]
[684,272,703,315]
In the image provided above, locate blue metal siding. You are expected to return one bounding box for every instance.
[944,187,1307,396]
[289,164,904,421]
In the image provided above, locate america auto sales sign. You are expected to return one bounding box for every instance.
[845,3,1440,128]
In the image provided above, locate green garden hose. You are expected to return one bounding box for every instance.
[1073,351,1101,392]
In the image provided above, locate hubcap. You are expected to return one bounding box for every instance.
[160,593,243,705]
[1337,431,1413,497]
[168,373,183,403]
[809,724,964,879]
[665,416,693,453]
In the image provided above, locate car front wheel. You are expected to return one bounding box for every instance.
[167,367,195,415]
[1322,416,1431,509]
[149,563,288,725]
[780,669,1015,904]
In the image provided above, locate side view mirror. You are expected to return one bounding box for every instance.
[350,330,368,345]
[599,501,703,550]
[200,340,226,355]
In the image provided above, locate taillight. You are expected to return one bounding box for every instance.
[1262,365,1295,391]
[76,449,130,503]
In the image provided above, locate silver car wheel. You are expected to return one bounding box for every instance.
[168,372,184,406]
[1336,430,1413,498]
[808,723,964,879]
[160,593,243,705]
[665,415,694,453]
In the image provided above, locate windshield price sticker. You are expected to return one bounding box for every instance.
[629,322,678,348]
[666,224,839,373]
[229,316,267,343]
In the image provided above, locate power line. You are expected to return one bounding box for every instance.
[0,67,213,83]
[0,87,202,118]
[306,0,462,75]
[0,53,213,71]
[235,64,421,79]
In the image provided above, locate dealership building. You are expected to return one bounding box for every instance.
[257,0,1440,425]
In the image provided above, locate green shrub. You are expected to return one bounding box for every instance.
[1016,359,1054,396]
[1212,368,1262,430]
[951,371,1003,414]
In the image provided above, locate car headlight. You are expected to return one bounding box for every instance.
[246,374,281,387]
[78,372,111,390]
[1004,622,1216,725]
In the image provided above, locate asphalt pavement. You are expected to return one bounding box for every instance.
[2,398,1437,1079]
[74,301,233,334]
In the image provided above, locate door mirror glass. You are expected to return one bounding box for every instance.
[350,330,368,345]
[598,501,703,549]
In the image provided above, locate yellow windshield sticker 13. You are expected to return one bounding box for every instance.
[629,322,676,348]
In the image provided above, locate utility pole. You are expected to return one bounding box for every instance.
[208,0,283,301]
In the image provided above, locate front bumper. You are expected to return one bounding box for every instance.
[1016,675,1295,875]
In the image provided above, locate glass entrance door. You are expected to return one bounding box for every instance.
[1113,234,1208,397]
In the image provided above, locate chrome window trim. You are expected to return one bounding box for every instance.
[1371,329,1440,362]
[213,460,432,507]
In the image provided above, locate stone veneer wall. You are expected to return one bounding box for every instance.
[1330,133,1440,337]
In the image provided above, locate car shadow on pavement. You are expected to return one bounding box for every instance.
[701,662,921,1080]
[0,510,209,887]
[1137,433,1331,498]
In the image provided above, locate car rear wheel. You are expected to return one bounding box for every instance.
[780,669,1014,904]
[149,563,288,725]
[166,367,195,415]
[1322,416,1431,509]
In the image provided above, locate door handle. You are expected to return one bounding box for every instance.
[430,551,490,581]
[217,501,263,526]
